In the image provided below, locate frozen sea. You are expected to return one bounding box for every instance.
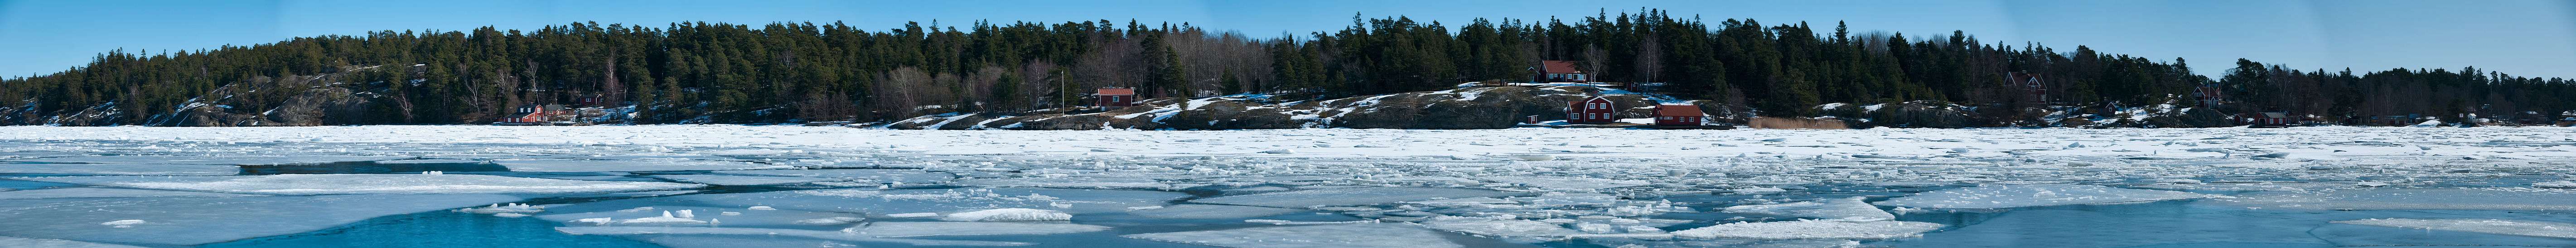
[2,125,2574,248]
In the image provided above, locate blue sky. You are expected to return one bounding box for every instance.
[3,0,2573,79]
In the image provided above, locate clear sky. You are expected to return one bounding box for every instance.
[4,0,2573,79]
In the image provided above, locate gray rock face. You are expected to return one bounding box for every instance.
[1823,101,1973,129]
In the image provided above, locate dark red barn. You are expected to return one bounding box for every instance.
[1095,87,1137,109]
[1566,96,1617,124]
[1653,105,1704,126]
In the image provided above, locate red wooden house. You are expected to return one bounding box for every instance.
[2192,86,2224,106]
[498,104,568,124]
[1653,105,1704,126]
[2250,111,2296,128]
[1536,61,1591,83]
[1095,87,1138,110]
[2009,72,2049,105]
[1566,96,1617,124]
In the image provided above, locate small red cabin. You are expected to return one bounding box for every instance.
[498,104,562,124]
[1653,105,1704,126]
[1566,96,1617,124]
[1536,61,1590,83]
[2009,72,2048,104]
[2251,112,2296,128]
[1096,87,1138,109]
[2193,86,2224,106]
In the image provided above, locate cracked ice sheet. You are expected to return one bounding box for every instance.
[845,222,1110,237]
[2221,187,2576,210]
[950,176,1170,189]
[16,174,702,195]
[12,155,410,165]
[536,205,866,228]
[0,163,240,176]
[1192,187,1530,208]
[594,188,1184,216]
[0,236,143,248]
[0,187,255,199]
[491,159,790,172]
[1671,219,1945,240]
[0,194,519,245]
[1123,224,1466,248]
[646,175,845,186]
[2331,218,2576,239]
[552,226,1032,246]
[710,169,955,183]
[1721,197,1894,221]
[1874,184,2209,209]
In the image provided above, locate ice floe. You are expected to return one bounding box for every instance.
[552,226,1033,246]
[1874,184,2209,209]
[1670,219,1945,239]
[0,187,255,199]
[492,159,789,172]
[0,163,240,176]
[13,155,408,165]
[938,208,1071,222]
[1128,204,1307,219]
[0,236,144,248]
[1193,187,1528,208]
[16,174,702,195]
[1721,197,1894,221]
[2223,187,2576,210]
[1123,223,1466,248]
[843,221,1110,237]
[647,174,843,186]
[2331,218,2576,239]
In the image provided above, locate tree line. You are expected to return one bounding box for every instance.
[5,9,2571,125]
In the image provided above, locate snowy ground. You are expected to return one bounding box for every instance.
[2,125,2575,247]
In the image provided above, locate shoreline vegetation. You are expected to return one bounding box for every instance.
[3,10,2570,128]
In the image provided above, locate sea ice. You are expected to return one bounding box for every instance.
[2332,218,2576,239]
[541,205,864,228]
[0,236,143,248]
[843,221,1110,237]
[938,208,1071,222]
[1875,184,2209,209]
[16,174,701,195]
[1192,187,1528,208]
[1482,176,1649,191]
[2224,187,2576,210]
[0,194,518,245]
[642,188,1184,215]
[0,187,254,199]
[1123,224,1467,248]
[1129,204,1307,219]
[950,177,1171,189]
[1721,197,1895,221]
[648,175,844,186]
[712,169,955,183]
[553,226,1032,246]
[492,159,790,172]
[1670,220,1945,239]
[0,163,240,176]
[12,155,408,165]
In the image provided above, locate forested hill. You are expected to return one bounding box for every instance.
[3,10,2572,126]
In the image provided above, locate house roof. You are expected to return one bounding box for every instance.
[1655,105,1702,116]
[2262,112,2291,118]
[1540,61,1583,74]
[1097,88,1136,95]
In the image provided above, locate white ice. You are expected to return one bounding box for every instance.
[642,188,1183,215]
[938,208,1071,222]
[1722,197,1894,221]
[2332,218,2576,239]
[950,177,1170,189]
[540,205,865,228]
[1670,219,1945,239]
[843,221,1110,237]
[553,226,1033,246]
[712,169,955,184]
[1875,184,2209,209]
[0,187,254,199]
[17,174,701,195]
[1122,223,1467,248]
[648,174,844,186]
[2223,187,2576,210]
[1128,204,1306,219]
[1192,187,1528,208]
[492,159,790,172]
[0,163,239,176]
[13,155,408,165]
[0,236,144,248]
